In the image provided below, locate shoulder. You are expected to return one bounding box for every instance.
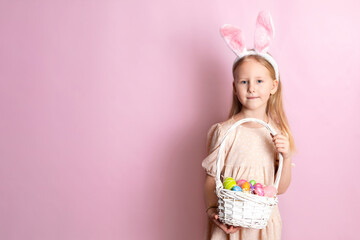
[207,117,234,136]
[206,117,234,153]
[268,118,281,134]
[206,117,235,145]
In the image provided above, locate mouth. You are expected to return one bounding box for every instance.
[247,97,259,99]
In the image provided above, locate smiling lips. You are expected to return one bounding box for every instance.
[247,97,259,99]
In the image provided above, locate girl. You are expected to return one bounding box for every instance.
[202,11,296,240]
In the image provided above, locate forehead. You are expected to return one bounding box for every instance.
[234,58,271,77]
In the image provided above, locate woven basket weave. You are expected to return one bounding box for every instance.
[215,118,284,229]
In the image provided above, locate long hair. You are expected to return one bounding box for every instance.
[229,53,297,154]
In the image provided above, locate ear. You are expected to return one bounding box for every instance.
[233,81,237,95]
[270,79,278,95]
[220,24,247,56]
[254,10,275,53]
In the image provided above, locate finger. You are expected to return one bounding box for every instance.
[212,215,222,225]
[272,135,283,141]
[276,137,288,142]
[218,223,229,233]
[212,218,227,230]
[274,139,285,144]
[275,139,289,145]
[219,223,232,234]
[225,224,238,234]
[273,139,283,145]
[273,134,286,141]
[227,226,236,234]
[276,146,287,151]
[212,216,232,234]
[229,226,241,234]
[277,148,287,154]
[229,227,237,234]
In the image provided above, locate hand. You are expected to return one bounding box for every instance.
[271,132,292,160]
[207,208,241,234]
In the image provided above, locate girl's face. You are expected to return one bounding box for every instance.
[233,58,278,111]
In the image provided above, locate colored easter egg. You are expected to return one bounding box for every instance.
[249,180,256,186]
[254,187,264,196]
[232,186,242,191]
[249,183,255,193]
[223,177,237,190]
[236,179,247,187]
[263,186,277,197]
[242,182,250,192]
[254,183,263,189]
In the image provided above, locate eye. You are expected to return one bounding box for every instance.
[240,80,247,84]
[257,80,263,83]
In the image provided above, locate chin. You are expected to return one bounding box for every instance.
[244,104,266,110]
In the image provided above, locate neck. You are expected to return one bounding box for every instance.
[235,109,269,123]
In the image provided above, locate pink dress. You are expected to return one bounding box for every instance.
[202,116,282,240]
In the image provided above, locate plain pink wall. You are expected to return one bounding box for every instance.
[1,0,359,239]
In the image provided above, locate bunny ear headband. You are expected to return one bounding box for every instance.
[220,10,279,81]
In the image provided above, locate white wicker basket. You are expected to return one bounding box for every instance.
[215,118,284,229]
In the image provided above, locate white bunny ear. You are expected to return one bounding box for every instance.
[220,24,247,56]
[254,10,275,53]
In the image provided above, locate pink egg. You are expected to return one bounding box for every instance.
[236,179,247,187]
[254,183,262,189]
[254,187,264,196]
[263,186,277,197]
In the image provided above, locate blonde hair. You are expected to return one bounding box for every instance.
[229,53,297,154]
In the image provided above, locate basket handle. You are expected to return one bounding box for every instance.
[215,118,284,194]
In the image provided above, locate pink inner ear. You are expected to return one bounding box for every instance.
[254,10,274,53]
[254,27,270,53]
[257,10,274,39]
[220,25,246,56]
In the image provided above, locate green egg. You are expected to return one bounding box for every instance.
[223,177,237,190]
[250,180,256,186]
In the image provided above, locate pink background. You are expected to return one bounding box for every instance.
[1,1,359,239]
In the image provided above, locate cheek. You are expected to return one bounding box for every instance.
[237,87,247,96]
[234,84,242,92]
[262,84,273,94]
[258,89,271,99]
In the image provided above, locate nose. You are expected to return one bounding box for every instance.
[247,82,255,93]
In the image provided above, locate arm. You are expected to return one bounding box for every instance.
[204,175,218,209]
[276,157,292,195]
[271,133,293,195]
[204,175,241,234]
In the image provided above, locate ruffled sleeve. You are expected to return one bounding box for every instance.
[201,123,224,177]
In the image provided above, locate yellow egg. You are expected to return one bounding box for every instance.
[223,177,236,190]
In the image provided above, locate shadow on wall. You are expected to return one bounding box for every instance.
[154,32,230,240]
